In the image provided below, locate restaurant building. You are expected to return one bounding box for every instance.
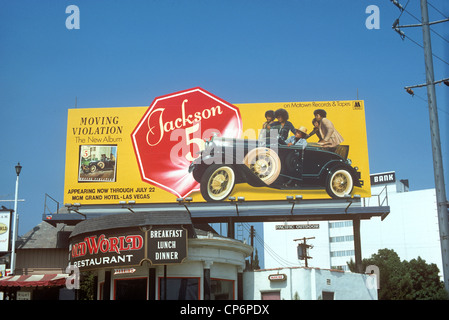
[69,210,252,300]
[0,221,74,300]
[0,199,383,300]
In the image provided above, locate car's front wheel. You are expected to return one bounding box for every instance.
[325,167,354,198]
[200,165,236,202]
[243,147,281,185]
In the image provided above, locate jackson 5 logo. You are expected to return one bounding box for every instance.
[131,87,242,198]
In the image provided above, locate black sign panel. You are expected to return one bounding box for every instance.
[70,227,146,270]
[70,225,189,270]
[370,172,396,185]
[148,226,187,265]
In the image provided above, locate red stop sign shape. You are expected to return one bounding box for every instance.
[131,87,242,198]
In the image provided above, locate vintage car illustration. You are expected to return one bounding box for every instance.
[188,136,363,202]
[81,154,116,174]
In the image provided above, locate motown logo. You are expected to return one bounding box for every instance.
[353,101,363,110]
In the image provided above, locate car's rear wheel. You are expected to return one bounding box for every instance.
[243,147,281,185]
[200,165,236,202]
[325,167,354,198]
[97,161,105,169]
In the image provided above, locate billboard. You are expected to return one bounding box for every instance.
[0,211,11,252]
[63,87,370,205]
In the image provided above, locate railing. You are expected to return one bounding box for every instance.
[362,185,389,207]
[43,193,60,217]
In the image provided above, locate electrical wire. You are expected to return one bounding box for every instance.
[400,32,449,67]
[241,222,304,268]
[241,223,297,267]
[428,1,448,19]
[394,3,449,66]
[404,7,449,45]
[408,93,449,116]
[426,1,449,44]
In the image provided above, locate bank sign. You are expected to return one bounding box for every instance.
[370,171,396,185]
[63,87,371,205]
[70,226,187,270]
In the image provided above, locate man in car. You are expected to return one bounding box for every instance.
[313,109,344,148]
[286,126,308,148]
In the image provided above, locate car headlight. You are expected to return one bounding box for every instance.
[346,158,352,165]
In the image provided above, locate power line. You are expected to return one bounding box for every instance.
[428,1,448,19]
[392,1,449,65]
[401,32,449,67]
[241,223,303,268]
[409,95,449,116]
[405,78,449,115]
[403,6,449,45]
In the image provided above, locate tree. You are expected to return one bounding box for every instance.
[348,248,447,300]
[252,248,261,270]
[78,271,96,300]
[404,257,448,300]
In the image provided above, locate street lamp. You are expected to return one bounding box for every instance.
[11,162,22,275]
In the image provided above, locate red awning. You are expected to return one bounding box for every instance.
[0,274,69,288]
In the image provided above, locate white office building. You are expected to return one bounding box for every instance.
[263,171,444,277]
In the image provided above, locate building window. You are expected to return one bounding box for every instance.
[114,278,147,300]
[261,291,281,300]
[329,221,353,228]
[211,279,234,300]
[159,277,199,300]
[330,235,354,243]
[330,250,355,257]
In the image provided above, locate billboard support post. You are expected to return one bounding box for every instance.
[353,216,363,273]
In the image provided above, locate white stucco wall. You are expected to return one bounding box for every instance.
[243,267,377,300]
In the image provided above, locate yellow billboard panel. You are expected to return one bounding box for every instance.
[64,89,370,205]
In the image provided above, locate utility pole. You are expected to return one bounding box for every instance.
[250,225,255,267]
[391,0,449,293]
[294,237,315,267]
[419,0,449,294]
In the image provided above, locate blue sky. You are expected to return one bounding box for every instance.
[0,0,448,243]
